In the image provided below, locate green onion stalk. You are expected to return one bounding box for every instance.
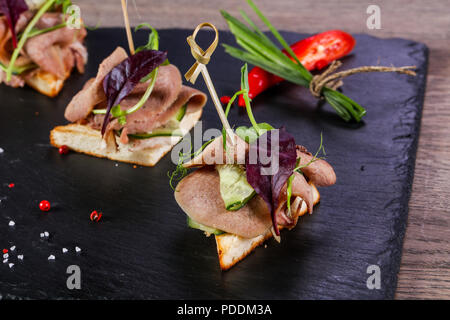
[22,22,67,39]
[0,61,36,75]
[221,0,366,122]
[221,64,273,150]
[240,64,263,134]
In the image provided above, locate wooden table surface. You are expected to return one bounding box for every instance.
[75,0,450,299]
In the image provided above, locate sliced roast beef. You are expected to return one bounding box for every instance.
[0,13,30,87]
[183,132,249,167]
[80,63,207,144]
[35,12,63,29]
[175,166,272,238]
[25,26,87,79]
[176,142,335,237]
[113,85,207,144]
[103,64,183,135]
[64,47,128,122]
[175,165,318,238]
[69,41,88,74]
[273,185,293,226]
[296,145,336,186]
[273,172,313,228]
[149,84,207,129]
[120,86,208,149]
[0,11,87,92]
[182,136,336,189]
[291,171,313,214]
[0,70,24,87]
[0,13,32,65]
[182,138,335,188]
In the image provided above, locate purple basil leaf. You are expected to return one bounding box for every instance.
[246,127,297,236]
[101,49,168,135]
[270,128,297,209]
[0,0,28,48]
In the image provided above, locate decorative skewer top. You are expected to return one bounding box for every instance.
[185,23,234,140]
[185,23,219,84]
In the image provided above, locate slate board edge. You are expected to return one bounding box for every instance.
[387,44,429,299]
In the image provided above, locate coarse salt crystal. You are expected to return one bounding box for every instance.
[62,248,68,253]
[3,259,7,264]
[44,231,49,237]
[0,147,3,153]
[3,253,8,259]
[8,221,15,227]
[17,255,23,260]
[10,246,15,251]
[8,263,13,268]
[75,247,81,253]
[40,233,44,238]
[48,255,55,260]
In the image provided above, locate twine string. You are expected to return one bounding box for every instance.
[309,60,417,98]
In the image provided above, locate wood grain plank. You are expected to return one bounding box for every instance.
[74,0,450,299]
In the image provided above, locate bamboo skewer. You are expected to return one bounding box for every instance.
[200,64,234,138]
[120,0,135,55]
[185,23,235,144]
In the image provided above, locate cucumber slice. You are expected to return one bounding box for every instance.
[187,217,224,235]
[127,103,188,140]
[216,164,256,211]
[175,103,187,121]
[128,128,183,139]
[235,122,274,144]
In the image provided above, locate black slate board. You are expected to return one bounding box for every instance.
[0,29,428,300]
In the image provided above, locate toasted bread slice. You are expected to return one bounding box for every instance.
[50,109,202,166]
[25,70,67,98]
[215,184,320,270]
